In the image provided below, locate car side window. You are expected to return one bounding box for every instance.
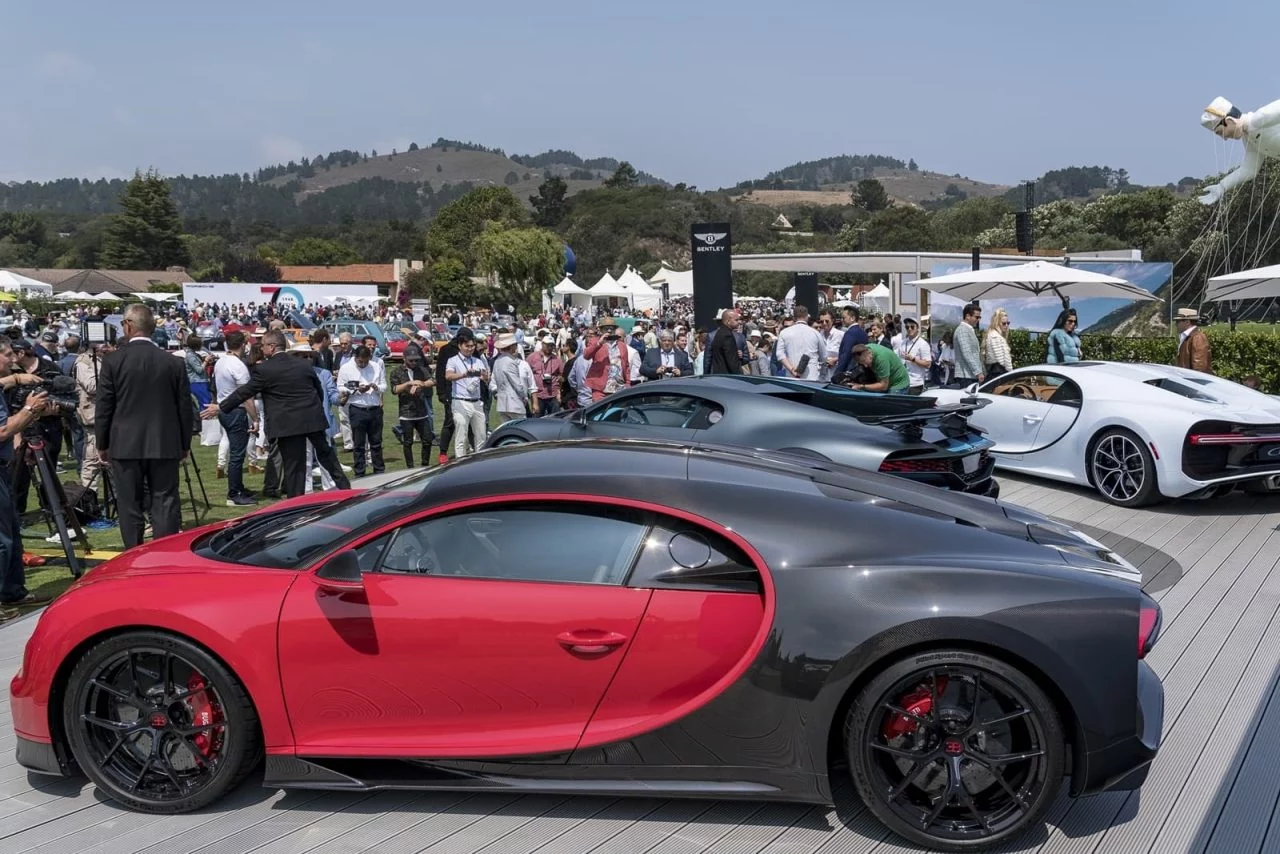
[984,373,1066,403]
[378,504,649,585]
[628,520,761,594]
[589,394,711,428]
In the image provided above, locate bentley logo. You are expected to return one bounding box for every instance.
[694,232,727,246]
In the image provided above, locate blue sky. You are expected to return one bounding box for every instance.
[3,0,1277,188]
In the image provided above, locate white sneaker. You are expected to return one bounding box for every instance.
[340,463,354,473]
[45,533,63,544]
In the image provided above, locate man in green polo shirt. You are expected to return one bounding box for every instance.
[846,343,910,393]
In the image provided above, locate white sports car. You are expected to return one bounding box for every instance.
[927,361,1280,506]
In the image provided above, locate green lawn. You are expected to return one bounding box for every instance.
[18,392,493,608]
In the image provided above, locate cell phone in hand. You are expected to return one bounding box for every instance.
[796,355,810,376]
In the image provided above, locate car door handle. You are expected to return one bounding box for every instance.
[1023,415,1043,424]
[557,630,628,655]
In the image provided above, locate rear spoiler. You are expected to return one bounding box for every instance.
[856,397,990,439]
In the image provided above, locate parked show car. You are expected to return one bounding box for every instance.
[928,361,1280,507]
[11,440,1161,850]
[485,375,1000,497]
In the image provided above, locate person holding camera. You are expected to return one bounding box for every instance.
[389,343,435,467]
[336,344,386,478]
[444,335,490,459]
[8,339,71,515]
[0,340,56,616]
[640,330,693,381]
[526,334,564,416]
[581,316,630,402]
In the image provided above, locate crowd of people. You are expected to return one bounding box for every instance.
[0,289,1242,626]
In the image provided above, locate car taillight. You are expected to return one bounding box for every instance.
[1138,595,1161,659]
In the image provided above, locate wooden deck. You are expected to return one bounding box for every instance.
[3,473,1280,853]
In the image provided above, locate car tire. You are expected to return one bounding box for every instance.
[491,435,529,447]
[62,631,261,814]
[1088,428,1159,507]
[845,649,1065,852]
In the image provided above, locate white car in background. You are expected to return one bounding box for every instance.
[927,361,1280,506]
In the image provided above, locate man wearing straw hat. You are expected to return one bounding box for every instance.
[1173,308,1212,375]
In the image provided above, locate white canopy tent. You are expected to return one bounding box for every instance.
[617,267,660,312]
[139,292,180,303]
[860,283,892,315]
[91,292,121,302]
[55,291,91,302]
[653,267,694,297]
[0,270,54,295]
[588,271,629,301]
[1206,263,1280,301]
[546,276,591,312]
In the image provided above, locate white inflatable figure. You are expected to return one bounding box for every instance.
[1199,96,1280,204]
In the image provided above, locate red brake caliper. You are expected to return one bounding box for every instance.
[186,673,223,758]
[881,677,948,740]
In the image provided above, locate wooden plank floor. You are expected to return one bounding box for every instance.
[4,473,1280,854]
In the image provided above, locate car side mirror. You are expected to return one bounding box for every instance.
[966,382,979,394]
[571,408,588,427]
[314,549,364,592]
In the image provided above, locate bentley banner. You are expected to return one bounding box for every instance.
[793,272,819,311]
[691,222,731,332]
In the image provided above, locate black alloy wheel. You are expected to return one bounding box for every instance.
[1089,428,1159,507]
[493,436,528,447]
[63,632,261,813]
[847,650,1065,851]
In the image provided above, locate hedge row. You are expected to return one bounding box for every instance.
[1005,330,1280,392]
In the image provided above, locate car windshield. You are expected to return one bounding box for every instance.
[201,469,439,568]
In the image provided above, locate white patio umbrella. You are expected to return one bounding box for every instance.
[907,260,1159,308]
[91,292,121,302]
[1205,263,1280,301]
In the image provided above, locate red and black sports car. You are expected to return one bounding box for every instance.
[11,441,1163,851]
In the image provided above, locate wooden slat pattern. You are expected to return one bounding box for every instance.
[2,474,1279,853]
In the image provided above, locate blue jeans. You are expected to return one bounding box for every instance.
[0,464,28,602]
[218,409,249,498]
[537,398,560,416]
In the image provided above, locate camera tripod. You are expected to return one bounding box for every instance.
[22,435,88,578]
[181,453,211,523]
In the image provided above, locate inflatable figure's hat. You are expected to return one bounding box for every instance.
[1202,96,1242,130]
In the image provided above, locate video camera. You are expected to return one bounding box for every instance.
[10,373,79,420]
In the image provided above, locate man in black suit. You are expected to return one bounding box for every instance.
[95,304,192,549]
[204,330,347,498]
[706,309,744,375]
[640,330,693,380]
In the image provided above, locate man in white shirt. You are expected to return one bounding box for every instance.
[444,336,490,458]
[212,331,259,505]
[816,308,843,381]
[336,345,387,477]
[894,316,933,395]
[775,305,827,381]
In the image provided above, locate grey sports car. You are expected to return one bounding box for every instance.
[484,375,1000,496]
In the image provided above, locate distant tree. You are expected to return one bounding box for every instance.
[100,169,189,269]
[371,150,378,157]
[436,164,443,173]
[425,185,527,270]
[852,178,891,212]
[504,171,520,186]
[604,162,639,189]
[147,282,182,293]
[424,257,476,306]
[908,158,919,172]
[472,224,564,314]
[522,172,531,181]
[863,206,935,251]
[390,149,397,159]
[280,236,361,266]
[222,255,281,283]
[408,142,419,152]
[530,176,569,227]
